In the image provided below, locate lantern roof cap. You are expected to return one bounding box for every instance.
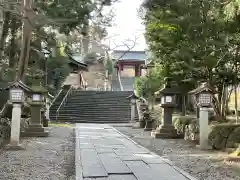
[155,85,181,96]
[7,79,32,92]
[189,82,214,95]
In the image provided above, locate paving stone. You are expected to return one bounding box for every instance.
[109,174,137,180]
[172,166,198,180]
[79,143,95,149]
[113,148,133,156]
[125,160,159,180]
[76,165,83,180]
[84,178,109,180]
[120,155,142,161]
[95,147,114,154]
[149,164,189,180]
[95,144,126,149]
[98,153,132,174]
[141,154,167,164]
[80,149,108,178]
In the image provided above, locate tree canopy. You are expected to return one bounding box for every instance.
[139,0,240,119]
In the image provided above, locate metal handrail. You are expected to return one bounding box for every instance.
[56,85,73,120]
[118,72,123,91]
[50,88,63,108]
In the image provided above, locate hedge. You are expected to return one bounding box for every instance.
[208,123,240,150]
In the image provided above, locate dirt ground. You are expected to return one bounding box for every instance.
[0,125,75,180]
[114,125,240,180]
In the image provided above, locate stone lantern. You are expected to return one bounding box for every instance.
[22,86,49,137]
[5,80,31,150]
[189,82,213,149]
[151,78,180,139]
[189,82,212,107]
[126,91,139,123]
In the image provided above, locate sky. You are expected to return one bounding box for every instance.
[104,0,146,51]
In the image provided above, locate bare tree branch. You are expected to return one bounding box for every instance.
[109,35,140,61]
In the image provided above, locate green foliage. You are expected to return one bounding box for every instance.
[208,123,240,149]
[141,0,240,119]
[36,0,115,34]
[105,58,114,75]
[47,56,71,90]
[135,63,164,97]
[135,76,148,97]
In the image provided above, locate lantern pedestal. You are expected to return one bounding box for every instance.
[6,103,25,150]
[151,124,178,139]
[21,102,49,137]
[130,102,136,122]
[197,107,211,149]
[152,106,179,139]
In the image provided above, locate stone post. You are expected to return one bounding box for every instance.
[130,100,136,122]
[151,106,178,138]
[197,107,210,149]
[5,103,24,150]
[45,97,50,120]
[21,102,49,137]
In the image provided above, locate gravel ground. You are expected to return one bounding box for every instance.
[0,126,75,180]
[114,125,240,180]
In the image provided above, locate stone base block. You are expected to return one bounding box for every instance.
[5,144,25,151]
[151,125,179,139]
[144,127,153,131]
[28,124,43,128]
[21,131,49,137]
[25,127,45,132]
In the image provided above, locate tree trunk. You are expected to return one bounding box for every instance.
[0,11,10,60]
[16,0,33,81]
[181,95,186,116]
[9,17,18,68]
[234,85,239,123]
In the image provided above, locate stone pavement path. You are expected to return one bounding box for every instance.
[75,124,197,180]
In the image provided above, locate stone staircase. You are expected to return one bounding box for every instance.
[54,90,133,123]
[121,77,135,91]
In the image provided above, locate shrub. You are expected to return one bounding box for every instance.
[150,104,163,126]
[226,127,240,148]
[173,115,196,134]
[208,123,240,150]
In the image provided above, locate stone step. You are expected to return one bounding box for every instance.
[60,106,130,110]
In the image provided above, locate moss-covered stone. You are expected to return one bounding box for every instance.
[184,120,199,142]
[208,123,240,150]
